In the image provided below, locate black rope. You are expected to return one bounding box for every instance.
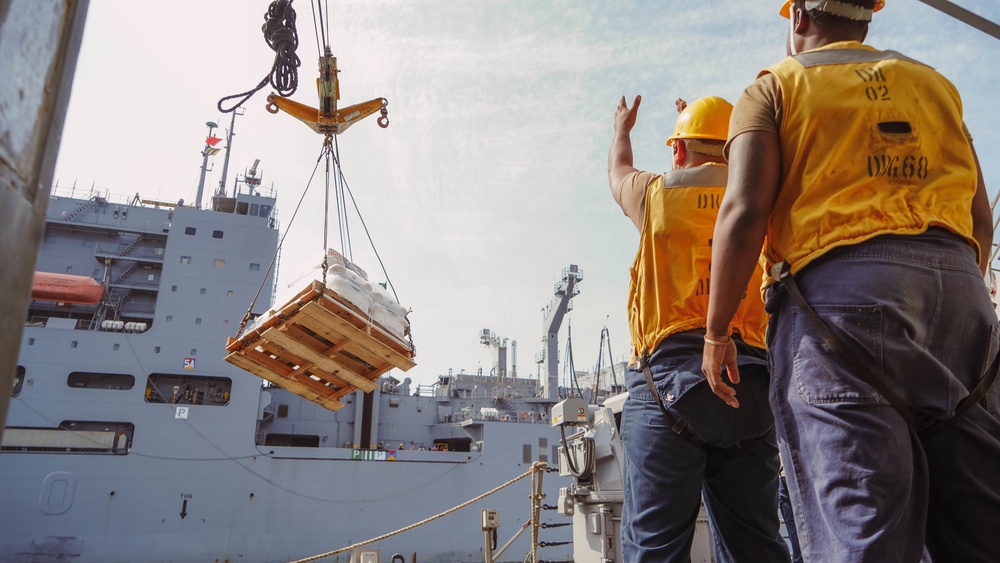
[217,0,301,113]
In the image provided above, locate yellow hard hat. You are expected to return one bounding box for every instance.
[780,0,884,18]
[665,96,732,147]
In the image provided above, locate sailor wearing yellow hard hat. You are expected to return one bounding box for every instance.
[703,0,1000,561]
[610,91,787,561]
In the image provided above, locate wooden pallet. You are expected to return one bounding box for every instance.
[225,280,415,411]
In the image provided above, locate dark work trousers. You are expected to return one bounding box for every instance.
[621,333,790,562]
[766,229,1000,563]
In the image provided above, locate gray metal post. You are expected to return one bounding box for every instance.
[0,0,90,443]
[194,121,217,209]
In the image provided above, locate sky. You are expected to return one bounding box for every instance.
[52,0,1000,388]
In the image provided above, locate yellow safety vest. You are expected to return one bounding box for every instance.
[762,41,978,283]
[627,164,768,358]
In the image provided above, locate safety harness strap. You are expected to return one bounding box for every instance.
[773,261,1000,433]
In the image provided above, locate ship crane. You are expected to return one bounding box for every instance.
[222,0,415,413]
[916,0,1000,41]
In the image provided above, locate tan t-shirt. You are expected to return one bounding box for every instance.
[725,74,783,160]
[614,170,658,232]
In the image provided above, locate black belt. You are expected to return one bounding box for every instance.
[771,260,1000,434]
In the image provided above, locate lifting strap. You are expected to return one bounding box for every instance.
[771,261,1000,434]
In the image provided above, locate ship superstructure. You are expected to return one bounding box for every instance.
[0,178,584,562]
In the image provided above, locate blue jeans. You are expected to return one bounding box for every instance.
[621,333,790,562]
[766,230,1000,563]
[778,472,803,563]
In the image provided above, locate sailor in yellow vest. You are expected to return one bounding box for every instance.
[701,1,1000,561]
[610,95,789,562]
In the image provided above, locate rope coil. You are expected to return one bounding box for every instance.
[217,0,301,113]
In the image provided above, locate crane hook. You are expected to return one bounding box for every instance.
[377,107,390,129]
[265,93,279,114]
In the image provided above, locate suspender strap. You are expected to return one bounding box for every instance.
[926,348,1000,433]
[773,261,1000,432]
[639,355,701,444]
[638,353,772,448]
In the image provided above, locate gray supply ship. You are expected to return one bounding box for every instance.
[0,159,619,561]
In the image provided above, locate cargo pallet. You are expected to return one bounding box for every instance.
[225,280,415,411]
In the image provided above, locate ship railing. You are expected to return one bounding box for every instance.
[51,183,202,208]
[415,383,437,396]
[94,245,165,263]
[450,373,542,389]
[51,184,119,204]
[456,409,547,424]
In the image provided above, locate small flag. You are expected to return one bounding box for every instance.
[206,136,222,147]
[203,147,221,156]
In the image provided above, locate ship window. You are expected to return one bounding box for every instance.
[259,204,272,217]
[277,404,289,418]
[190,349,197,355]
[166,316,172,322]
[249,263,261,271]
[82,239,94,247]
[250,203,259,216]
[522,444,532,464]
[12,366,24,397]
[185,227,196,235]
[213,230,224,239]
[67,372,135,390]
[2,421,134,455]
[28,338,35,345]
[147,274,155,282]
[180,256,191,264]
[195,318,202,325]
[227,290,234,297]
[44,234,56,243]
[145,374,232,406]
[200,288,206,295]
[264,433,319,447]
[154,346,161,353]
[92,268,99,278]
[214,259,225,268]
[155,247,165,256]
[71,341,78,348]
[65,266,73,273]
[171,285,177,292]
[113,343,120,351]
